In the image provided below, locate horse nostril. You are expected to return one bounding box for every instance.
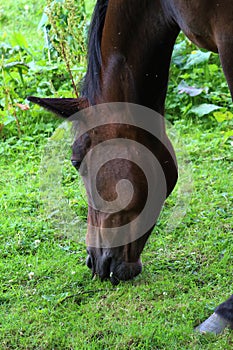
[99,256,112,281]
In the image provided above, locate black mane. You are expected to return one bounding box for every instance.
[81,0,109,104]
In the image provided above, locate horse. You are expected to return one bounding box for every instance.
[28,0,233,333]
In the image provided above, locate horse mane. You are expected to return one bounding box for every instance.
[81,0,109,104]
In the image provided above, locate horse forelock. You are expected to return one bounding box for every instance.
[81,0,109,105]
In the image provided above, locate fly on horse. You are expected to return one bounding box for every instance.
[28,0,233,333]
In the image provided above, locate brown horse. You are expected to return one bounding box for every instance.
[28,0,233,333]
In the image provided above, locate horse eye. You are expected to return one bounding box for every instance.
[71,159,81,169]
[71,158,88,176]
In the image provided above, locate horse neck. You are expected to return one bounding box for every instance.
[98,0,180,115]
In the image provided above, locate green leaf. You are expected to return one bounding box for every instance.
[0,113,15,126]
[50,128,65,141]
[172,40,187,66]
[189,104,221,117]
[4,62,29,71]
[223,130,233,143]
[184,51,211,69]
[214,111,233,122]
[50,122,71,141]
[178,80,205,97]
[10,32,28,48]
[42,294,56,302]
[38,11,49,30]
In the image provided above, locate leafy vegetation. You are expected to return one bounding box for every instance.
[0,0,232,349]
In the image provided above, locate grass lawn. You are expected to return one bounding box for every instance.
[0,1,233,349]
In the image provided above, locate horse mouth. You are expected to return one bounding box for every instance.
[86,255,142,285]
[86,255,142,286]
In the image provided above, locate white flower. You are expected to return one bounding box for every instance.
[34,240,41,247]
[28,272,35,280]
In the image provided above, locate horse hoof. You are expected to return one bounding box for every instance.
[195,312,230,334]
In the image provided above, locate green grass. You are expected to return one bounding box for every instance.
[0,1,233,349]
[1,121,232,349]
[0,0,46,50]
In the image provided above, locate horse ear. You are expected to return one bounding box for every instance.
[27,96,89,118]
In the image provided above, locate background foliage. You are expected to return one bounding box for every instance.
[0,1,232,349]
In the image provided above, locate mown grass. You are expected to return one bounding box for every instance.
[0,1,233,349]
[1,122,232,349]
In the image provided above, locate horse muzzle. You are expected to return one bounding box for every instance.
[86,252,142,285]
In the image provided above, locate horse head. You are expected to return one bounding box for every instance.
[28,97,178,284]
